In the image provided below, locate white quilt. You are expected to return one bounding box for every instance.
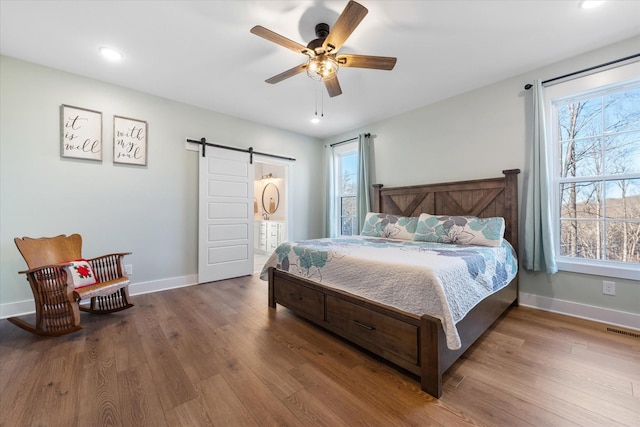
[260,236,518,350]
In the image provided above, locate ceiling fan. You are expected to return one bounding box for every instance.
[250,0,397,97]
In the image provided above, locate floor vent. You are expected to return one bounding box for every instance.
[606,327,640,339]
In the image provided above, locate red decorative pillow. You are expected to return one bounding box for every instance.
[63,259,98,289]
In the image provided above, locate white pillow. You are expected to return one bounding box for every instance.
[63,259,98,289]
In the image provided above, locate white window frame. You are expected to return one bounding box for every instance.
[332,141,359,237]
[544,61,640,280]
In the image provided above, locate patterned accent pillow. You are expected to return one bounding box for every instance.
[63,259,98,289]
[413,213,505,247]
[360,212,418,240]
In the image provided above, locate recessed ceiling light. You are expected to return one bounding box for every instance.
[99,46,124,62]
[579,1,605,9]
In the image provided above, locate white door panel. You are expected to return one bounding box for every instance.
[208,202,247,219]
[208,224,248,241]
[209,157,247,176]
[198,146,254,283]
[208,245,248,264]
[209,180,247,198]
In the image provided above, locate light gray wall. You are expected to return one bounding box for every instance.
[3,36,638,320]
[0,55,324,307]
[324,37,640,317]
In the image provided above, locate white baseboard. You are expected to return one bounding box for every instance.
[519,292,640,331]
[128,274,198,297]
[0,299,36,319]
[0,274,198,319]
[3,284,637,333]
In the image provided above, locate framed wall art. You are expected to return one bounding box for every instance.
[60,104,103,161]
[113,115,148,166]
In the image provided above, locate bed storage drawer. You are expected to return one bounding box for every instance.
[273,277,325,321]
[326,295,418,365]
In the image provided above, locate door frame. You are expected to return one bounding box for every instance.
[253,154,295,242]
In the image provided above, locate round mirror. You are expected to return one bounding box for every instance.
[262,183,280,214]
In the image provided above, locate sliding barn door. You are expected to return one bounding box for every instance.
[198,146,254,283]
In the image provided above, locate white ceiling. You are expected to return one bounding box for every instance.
[1,1,639,139]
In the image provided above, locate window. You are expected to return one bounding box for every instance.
[332,141,358,236]
[545,62,640,279]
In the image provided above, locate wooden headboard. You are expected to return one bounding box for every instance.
[372,169,520,253]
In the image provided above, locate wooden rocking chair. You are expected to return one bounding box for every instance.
[10,234,134,336]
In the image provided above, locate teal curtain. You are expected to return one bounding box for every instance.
[356,133,372,233]
[524,80,558,274]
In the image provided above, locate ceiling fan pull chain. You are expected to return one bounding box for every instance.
[314,84,318,117]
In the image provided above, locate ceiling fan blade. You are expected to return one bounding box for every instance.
[324,76,342,97]
[337,54,397,70]
[250,25,313,56]
[322,1,368,53]
[265,63,308,84]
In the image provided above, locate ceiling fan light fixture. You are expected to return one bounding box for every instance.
[306,56,339,81]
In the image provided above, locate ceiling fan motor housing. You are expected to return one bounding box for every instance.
[307,23,330,52]
[315,23,330,38]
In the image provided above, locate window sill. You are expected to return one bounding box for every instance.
[556,258,640,281]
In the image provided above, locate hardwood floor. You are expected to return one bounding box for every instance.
[1,274,638,426]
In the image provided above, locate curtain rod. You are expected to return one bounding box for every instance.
[329,133,371,148]
[523,53,640,90]
[186,138,296,162]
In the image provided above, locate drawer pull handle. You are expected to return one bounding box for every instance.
[353,320,375,331]
[289,292,303,301]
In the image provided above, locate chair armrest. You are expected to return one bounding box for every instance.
[18,262,72,276]
[86,252,132,282]
[18,263,72,298]
[86,252,132,262]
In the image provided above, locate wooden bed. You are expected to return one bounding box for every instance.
[267,169,520,398]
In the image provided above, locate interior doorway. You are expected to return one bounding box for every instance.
[253,159,292,273]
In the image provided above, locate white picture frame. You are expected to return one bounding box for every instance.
[113,115,148,166]
[60,104,102,161]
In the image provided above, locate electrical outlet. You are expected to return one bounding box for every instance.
[125,264,133,275]
[602,281,615,296]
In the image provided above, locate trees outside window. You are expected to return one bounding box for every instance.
[547,63,639,279]
[333,141,358,236]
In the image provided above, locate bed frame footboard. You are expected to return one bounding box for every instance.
[419,279,518,397]
[269,267,518,399]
